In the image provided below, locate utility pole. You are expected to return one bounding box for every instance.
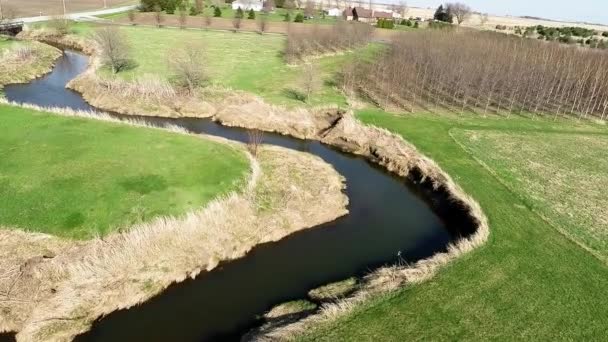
[62,0,67,17]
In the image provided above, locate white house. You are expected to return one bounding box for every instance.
[326,8,342,17]
[231,0,263,11]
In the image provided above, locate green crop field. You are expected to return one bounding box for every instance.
[0,105,249,239]
[298,111,608,340]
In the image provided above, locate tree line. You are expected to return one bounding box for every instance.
[342,30,608,120]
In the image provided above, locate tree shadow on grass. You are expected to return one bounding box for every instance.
[282,88,307,102]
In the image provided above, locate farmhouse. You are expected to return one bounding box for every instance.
[231,0,263,11]
[343,7,398,24]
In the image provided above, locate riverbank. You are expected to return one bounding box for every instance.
[0,102,348,341]
[0,37,61,89]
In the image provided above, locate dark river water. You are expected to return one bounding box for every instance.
[3,51,473,341]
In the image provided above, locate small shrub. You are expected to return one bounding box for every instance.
[284,12,291,22]
[214,7,222,17]
[294,13,304,23]
[603,32,608,38]
[248,9,255,19]
[413,21,419,28]
[189,7,200,16]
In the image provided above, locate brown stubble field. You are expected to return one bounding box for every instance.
[2,0,136,17]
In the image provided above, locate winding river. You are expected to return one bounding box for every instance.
[3,51,474,341]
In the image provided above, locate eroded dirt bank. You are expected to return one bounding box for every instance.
[0,103,347,341]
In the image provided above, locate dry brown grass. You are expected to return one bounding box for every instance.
[3,0,136,18]
[0,101,347,341]
[0,39,61,88]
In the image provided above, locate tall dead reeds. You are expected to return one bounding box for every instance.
[346,30,608,120]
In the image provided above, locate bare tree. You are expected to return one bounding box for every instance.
[301,62,320,101]
[304,0,315,17]
[153,5,164,27]
[195,0,205,13]
[247,129,264,157]
[203,10,212,29]
[393,1,408,18]
[479,12,489,26]
[127,9,136,25]
[93,26,132,74]
[263,0,275,11]
[233,10,243,32]
[447,2,472,25]
[178,6,188,29]
[169,43,207,94]
[258,13,269,33]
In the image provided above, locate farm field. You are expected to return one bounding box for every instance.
[298,110,608,340]
[72,23,364,106]
[0,0,136,17]
[0,104,249,239]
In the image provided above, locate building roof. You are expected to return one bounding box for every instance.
[353,7,373,18]
[374,11,393,19]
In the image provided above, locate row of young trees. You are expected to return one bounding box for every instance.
[284,21,373,63]
[343,30,608,120]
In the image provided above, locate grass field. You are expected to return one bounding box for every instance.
[0,105,249,239]
[298,111,608,340]
[73,23,362,106]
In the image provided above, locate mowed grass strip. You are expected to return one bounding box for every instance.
[451,128,608,262]
[76,24,351,106]
[0,105,249,239]
[298,111,608,341]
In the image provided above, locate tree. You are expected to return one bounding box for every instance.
[203,11,212,28]
[233,8,244,31]
[258,13,269,33]
[263,0,275,11]
[127,9,137,25]
[93,26,133,74]
[153,5,164,27]
[446,2,472,25]
[304,0,315,17]
[169,43,207,94]
[178,5,188,28]
[433,5,452,23]
[394,1,408,18]
[479,12,489,26]
[284,12,291,21]
[300,62,320,101]
[248,8,256,19]
[214,6,222,17]
[195,0,205,13]
[294,12,304,22]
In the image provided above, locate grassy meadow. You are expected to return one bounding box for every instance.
[0,105,249,239]
[298,111,608,340]
[72,23,363,106]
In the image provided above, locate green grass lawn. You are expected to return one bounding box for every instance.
[0,105,249,239]
[73,23,362,106]
[298,110,608,340]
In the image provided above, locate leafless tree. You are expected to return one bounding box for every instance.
[153,5,164,27]
[258,13,269,33]
[479,12,489,26]
[263,0,275,11]
[301,62,320,101]
[127,9,136,25]
[48,16,72,36]
[393,1,408,18]
[178,6,188,29]
[93,26,133,74]
[203,10,212,29]
[447,2,472,25]
[195,0,205,13]
[233,15,242,32]
[304,0,315,17]
[169,43,207,94]
[344,29,608,120]
[247,129,264,157]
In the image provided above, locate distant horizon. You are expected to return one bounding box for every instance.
[379,0,608,26]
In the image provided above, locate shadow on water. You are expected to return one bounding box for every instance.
[3,51,477,341]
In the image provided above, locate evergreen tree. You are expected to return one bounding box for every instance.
[235,7,244,19]
[294,12,304,22]
[214,6,222,17]
[248,9,256,19]
[284,12,291,22]
[433,4,453,23]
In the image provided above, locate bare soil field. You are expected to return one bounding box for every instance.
[2,0,136,18]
